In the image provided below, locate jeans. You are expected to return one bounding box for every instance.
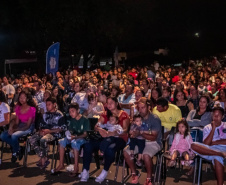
[83,137,126,171]
[1,129,32,153]
[99,136,117,153]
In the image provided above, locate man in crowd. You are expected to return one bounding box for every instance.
[29,97,67,169]
[152,97,182,138]
[124,97,162,185]
[33,80,44,105]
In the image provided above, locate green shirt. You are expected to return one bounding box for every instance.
[68,116,90,136]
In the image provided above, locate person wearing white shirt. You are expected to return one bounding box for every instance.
[191,106,226,185]
[118,84,136,115]
[71,91,89,114]
[2,77,15,105]
[0,91,10,127]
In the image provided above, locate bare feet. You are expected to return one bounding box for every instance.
[68,170,79,177]
[186,166,194,176]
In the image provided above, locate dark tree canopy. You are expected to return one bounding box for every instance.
[1,0,226,72]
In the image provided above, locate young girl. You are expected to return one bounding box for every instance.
[168,119,194,167]
[129,114,149,166]
[83,92,104,118]
[197,81,207,95]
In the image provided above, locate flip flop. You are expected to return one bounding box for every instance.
[51,171,62,176]
[51,166,65,175]
[40,159,50,169]
[68,172,79,177]
[36,162,42,167]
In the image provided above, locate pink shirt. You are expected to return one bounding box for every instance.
[15,106,36,123]
[170,133,193,154]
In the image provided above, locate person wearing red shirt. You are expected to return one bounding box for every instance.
[129,68,138,80]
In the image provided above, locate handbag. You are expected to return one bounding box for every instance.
[87,130,103,141]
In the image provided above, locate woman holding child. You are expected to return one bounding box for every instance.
[80,96,130,183]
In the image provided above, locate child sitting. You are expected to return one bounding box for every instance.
[198,81,207,95]
[97,115,123,155]
[168,119,194,167]
[84,92,104,119]
[129,114,149,167]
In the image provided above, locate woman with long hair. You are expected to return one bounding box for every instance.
[186,95,212,128]
[80,96,130,183]
[1,90,36,163]
[150,87,162,108]
[0,90,10,127]
[173,90,189,118]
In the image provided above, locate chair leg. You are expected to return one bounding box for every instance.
[193,157,198,185]
[0,141,4,165]
[163,155,167,180]
[121,158,126,183]
[197,158,202,185]
[23,140,29,167]
[54,144,59,169]
[94,150,100,169]
[51,142,56,170]
[114,150,121,181]
[154,155,160,183]
[157,154,163,184]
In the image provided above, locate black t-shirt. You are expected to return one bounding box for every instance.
[193,111,203,120]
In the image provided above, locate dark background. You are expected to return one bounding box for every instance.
[1,0,226,75]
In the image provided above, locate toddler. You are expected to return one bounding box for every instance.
[129,114,149,166]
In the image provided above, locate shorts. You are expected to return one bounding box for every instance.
[124,141,161,158]
[192,142,226,165]
[59,137,87,151]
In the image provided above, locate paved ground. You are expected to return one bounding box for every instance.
[0,144,225,185]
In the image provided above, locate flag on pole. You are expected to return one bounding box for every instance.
[114,46,119,67]
[46,42,60,74]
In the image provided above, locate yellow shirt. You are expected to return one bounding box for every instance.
[152,104,182,131]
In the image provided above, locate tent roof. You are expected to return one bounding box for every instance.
[5,58,37,64]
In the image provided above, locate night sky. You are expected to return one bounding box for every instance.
[1,0,226,67]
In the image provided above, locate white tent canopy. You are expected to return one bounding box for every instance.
[4,58,37,75]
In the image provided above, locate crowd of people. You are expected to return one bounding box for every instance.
[0,57,226,185]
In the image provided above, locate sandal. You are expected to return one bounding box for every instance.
[51,171,62,176]
[36,161,42,167]
[68,171,79,177]
[40,159,50,169]
[186,167,194,176]
[51,165,64,175]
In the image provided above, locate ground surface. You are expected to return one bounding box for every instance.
[0,144,225,185]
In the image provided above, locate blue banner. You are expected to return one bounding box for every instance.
[46,42,60,74]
